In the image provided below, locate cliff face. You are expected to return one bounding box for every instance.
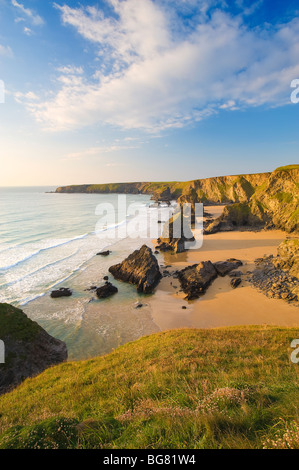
[0,303,67,395]
[205,166,298,233]
[56,165,298,233]
[55,173,269,202]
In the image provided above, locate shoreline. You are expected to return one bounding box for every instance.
[148,217,299,331]
[22,205,298,361]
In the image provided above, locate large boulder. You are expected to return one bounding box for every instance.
[178,261,218,300]
[214,259,243,276]
[0,303,67,395]
[109,245,161,294]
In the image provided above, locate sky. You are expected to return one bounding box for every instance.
[0,0,298,186]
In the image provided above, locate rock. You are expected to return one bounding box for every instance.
[154,250,160,254]
[86,286,97,291]
[182,306,187,309]
[230,278,242,288]
[249,242,298,306]
[228,270,243,278]
[97,250,111,256]
[204,218,234,235]
[103,276,109,281]
[135,303,143,309]
[163,270,171,277]
[214,259,243,276]
[96,282,118,299]
[156,208,195,253]
[50,287,72,298]
[108,245,162,294]
[178,261,218,300]
[0,303,67,395]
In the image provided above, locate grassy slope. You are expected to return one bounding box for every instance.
[0,326,298,449]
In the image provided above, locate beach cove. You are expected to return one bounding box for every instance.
[24,205,299,360]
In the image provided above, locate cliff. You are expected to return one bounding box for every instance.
[55,164,299,233]
[0,303,67,395]
[205,165,298,233]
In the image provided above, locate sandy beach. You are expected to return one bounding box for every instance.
[148,206,299,331]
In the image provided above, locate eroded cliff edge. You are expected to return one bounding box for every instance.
[56,165,298,233]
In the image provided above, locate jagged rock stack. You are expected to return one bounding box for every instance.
[109,245,161,294]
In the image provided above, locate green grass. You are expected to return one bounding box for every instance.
[0,303,41,342]
[0,326,298,449]
[275,164,299,172]
[274,192,294,204]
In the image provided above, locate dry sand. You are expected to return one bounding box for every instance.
[148,206,299,331]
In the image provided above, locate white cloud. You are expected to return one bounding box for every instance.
[18,0,299,132]
[0,44,13,57]
[11,0,44,26]
[63,143,140,161]
[23,26,33,36]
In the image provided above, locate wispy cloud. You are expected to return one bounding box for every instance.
[63,143,140,161]
[23,26,33,36]
[11,0,44,26]
[17,0,299,132]
[0,44,13,57]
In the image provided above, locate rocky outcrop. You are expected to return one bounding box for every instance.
[249,238,298,304]
[50,287,72,298]
[177,259,243,300]
[156,208,195,253]
[214,259,243,276]
[178,261,218,300]
[0,303,67,395]
[96,250,111,256]
[109,245,161,294]
[96,282,118,299]
[275,238,299,278]
[204,166,299,234]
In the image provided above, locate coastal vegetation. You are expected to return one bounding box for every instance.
[0,303,67,395]
[0,326,298,449]
[56,165,299,233]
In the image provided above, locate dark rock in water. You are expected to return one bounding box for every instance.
[154,250,160,255]
[231,277,242,288]
[214,259,243,276]
[96,282,118,299]
[109,245,162,294]
[178,261,218,300]
[97,250,111,256]
[85,286,97,291]
[228,270,243,278]
[135,303,143,309]
[103,276,109,281]
[0,303,67,395]
[50,287,72,298]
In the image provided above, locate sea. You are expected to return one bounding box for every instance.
[0,187,173,359]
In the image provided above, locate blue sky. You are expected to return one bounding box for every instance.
[0,0,298,186]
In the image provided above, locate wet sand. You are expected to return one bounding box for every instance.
[149,207,299,330]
